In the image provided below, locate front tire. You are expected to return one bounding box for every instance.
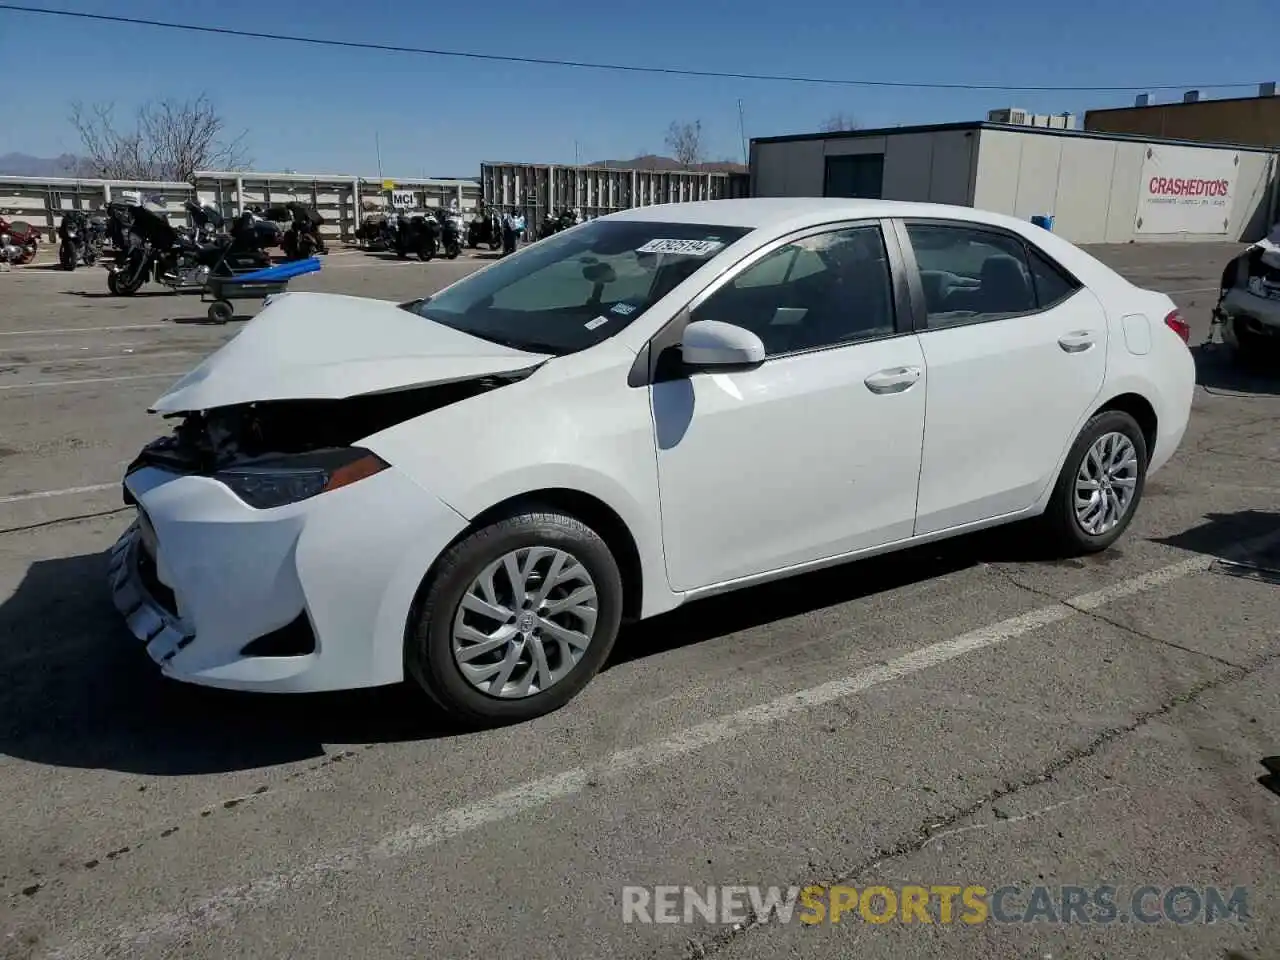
[406,510,624,726]
[1042,409,1148,555]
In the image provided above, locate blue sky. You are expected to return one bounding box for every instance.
[1,0,1274,178]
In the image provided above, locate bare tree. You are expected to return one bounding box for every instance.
[819,112,860,133]
[70,94,250,183]
[664,120,705,168]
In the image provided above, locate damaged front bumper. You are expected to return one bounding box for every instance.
[109,517,195,666]
[107,463,470,693]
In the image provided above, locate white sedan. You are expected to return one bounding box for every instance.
[110,198,1195,724]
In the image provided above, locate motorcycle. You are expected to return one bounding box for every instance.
[0,213,40,265]
[1210,221,1280,366]
[355,215,389,250]
[183,200,227,246]
[467,209,502,250]
[437,208,463,259]
[280,202,328,260]
[393,213,440,261]
[538,208,580,240]
[105,202,270,296]
[57,210,107,270]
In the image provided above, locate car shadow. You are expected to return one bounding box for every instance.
[0,549,471,776]
[1193,343,1280,398]
[608,520,1087,668]
[167,314,253,326]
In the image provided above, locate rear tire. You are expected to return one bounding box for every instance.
[405,509,624,727]
[1041,409,1148,555]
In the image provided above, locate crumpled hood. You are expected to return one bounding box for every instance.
[149,292,551,414]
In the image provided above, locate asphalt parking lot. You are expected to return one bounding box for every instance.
[1,239,1278,960]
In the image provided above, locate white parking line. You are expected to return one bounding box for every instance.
[42,539,1274,960]
[1164,286,1219,296]
[0,340,159,354]
[0,483,118,505]
[0,324,171,337]
[0,350,198,367]
[0,371,184,391]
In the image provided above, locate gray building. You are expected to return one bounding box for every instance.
[749,121,1279,244]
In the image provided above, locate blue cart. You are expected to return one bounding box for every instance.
[202,256,322,323]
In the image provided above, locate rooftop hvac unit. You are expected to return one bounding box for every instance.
[1183,90,1201,103]
[1261,81,1277,97]
[987,107,1028,125]
[1135,93,1151,107]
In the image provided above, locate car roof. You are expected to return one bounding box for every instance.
[607,197,1021,231]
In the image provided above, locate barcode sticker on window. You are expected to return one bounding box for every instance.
[584,315,610,330]
[635,239,725,256]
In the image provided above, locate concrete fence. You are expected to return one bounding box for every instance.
[0,170,484,243]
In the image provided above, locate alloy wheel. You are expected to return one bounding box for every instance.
[1074,431,1140,536]
[451,546,599,699]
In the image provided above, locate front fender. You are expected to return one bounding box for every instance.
[361,350,680,618]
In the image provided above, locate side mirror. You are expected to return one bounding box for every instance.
[680,319,766,369]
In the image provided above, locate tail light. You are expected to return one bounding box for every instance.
[1164,309,1191,343]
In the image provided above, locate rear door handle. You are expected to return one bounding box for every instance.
[1058,331,1096,353]
[864,366,922,394]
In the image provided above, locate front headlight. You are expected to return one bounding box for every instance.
[215,448,389,509]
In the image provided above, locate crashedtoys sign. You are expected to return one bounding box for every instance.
[1135,145,1238,235]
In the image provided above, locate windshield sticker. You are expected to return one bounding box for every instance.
[611,302,637,316]
[635,238,725,257]
[584,315,610,330]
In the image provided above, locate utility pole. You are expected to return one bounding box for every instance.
[375,131,383,181]
[737,99,748,167]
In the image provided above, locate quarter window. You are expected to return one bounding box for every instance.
[1026,247,1081,309]
[690,225,896,357]
[905,223,1079,327]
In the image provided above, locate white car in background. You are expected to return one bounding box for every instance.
[110,198,1195,724]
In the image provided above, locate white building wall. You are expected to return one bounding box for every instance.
[973,128,1277,243]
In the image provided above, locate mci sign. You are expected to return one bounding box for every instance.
[1135,144,1239,235]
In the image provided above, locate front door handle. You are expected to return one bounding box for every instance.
[1058,331,1096,353]
[864,366,922,394]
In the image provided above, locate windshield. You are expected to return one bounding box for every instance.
[402,219,753,354]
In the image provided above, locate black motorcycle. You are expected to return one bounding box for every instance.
[355,216,388,250]
[538,208,579,240]
[393,213,441,261]
[57,210,107,270]
[105,203,269,296]
[466,209,502,250]
[436,209,463,260]
[280,202,328,260]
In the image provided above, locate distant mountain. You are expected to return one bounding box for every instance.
[589,154,747,174]
[0,152,93,177]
